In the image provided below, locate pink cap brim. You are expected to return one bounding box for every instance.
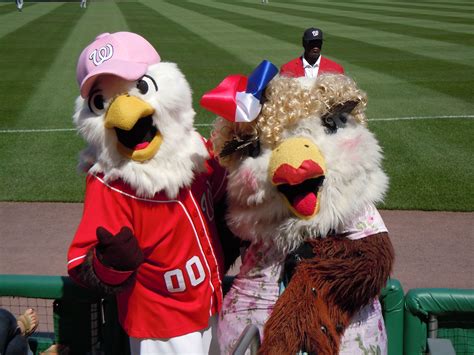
[80,60,149,98]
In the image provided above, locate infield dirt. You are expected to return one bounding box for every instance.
[1,202,473,292]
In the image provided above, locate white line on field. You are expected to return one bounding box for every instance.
[370,115,474,122]
[0,115,472,133]
[0,128,76,133]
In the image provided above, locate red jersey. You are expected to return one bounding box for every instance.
[67,159,226,338]
[280,55,344,78]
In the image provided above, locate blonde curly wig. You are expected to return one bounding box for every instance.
[211,74,368,167]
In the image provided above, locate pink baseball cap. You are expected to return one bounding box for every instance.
[76,32,161,98]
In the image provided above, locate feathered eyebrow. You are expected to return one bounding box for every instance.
[321,100,359,120]
[220,135,259,158]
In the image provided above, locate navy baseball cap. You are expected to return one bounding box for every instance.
[303,28,323,41]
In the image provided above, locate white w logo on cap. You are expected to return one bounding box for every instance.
[312,30,319,36]
[89,44,114,66]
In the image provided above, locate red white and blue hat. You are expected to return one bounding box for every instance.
[200,60,278,123]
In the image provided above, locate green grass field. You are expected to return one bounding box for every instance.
[0,0,473,211]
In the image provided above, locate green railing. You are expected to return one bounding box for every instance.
[381,278,405,355]
[0,274,128,355]
[404,288,474,355]
[1,274,473,354]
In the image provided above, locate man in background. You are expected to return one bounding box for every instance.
[80,0,87,8]
[280,27,344,78]
[15,0,23,12]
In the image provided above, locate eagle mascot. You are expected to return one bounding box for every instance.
[201,61,394,354]
[67,32,228,354]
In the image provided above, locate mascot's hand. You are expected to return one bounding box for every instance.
[95,227,144,271]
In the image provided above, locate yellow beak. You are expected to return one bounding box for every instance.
[269,137,326,219]
[105,94,162,162]
[105,94,154,130]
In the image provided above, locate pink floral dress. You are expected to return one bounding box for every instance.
[218,204,389,354]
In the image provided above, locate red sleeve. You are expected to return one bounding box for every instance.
[335,62,345,74]
[67,174,133,277]
[320,57,345,75]
[280,62,296,78]
[280,58,304,78]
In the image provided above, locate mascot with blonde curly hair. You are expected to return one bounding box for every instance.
[201,61,394,354]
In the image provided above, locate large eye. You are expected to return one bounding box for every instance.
[136,75,158,96]
[88,90,106,115]
[324,116,336,130]
[322,100,358,134]
[322,113,348,134]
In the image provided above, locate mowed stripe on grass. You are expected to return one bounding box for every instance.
[0,3,131,202]
[0,4,87,201]
[116,1,256,124]
[0,0,472,211]
[171,0,472,118]
[273,0,474,49]
[372,118,474,211]
[15,2,129,129]
[0,4,84,128]
[208,0,473,103]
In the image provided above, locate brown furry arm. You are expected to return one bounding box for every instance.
[260,267,345,355]
[307,232,394,314]
[260,233,393,354]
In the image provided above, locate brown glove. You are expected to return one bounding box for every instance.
[95,226,144,271]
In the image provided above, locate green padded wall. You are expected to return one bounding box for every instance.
[0,274,104,354]
[404,288,474,354]
[380,278,404,355]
